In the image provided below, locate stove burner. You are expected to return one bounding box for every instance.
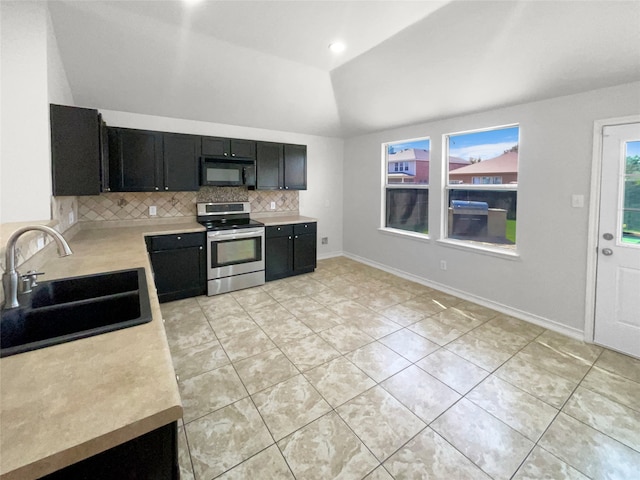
[196,201,263,231]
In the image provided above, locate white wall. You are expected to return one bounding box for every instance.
[1,2,51,223]
[100,110,344,258]
[0,2,75,225]
[343,82,640,336]
[46,5,74,106]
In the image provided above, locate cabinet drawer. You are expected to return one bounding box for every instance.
[266,225,293,238]
[294,222,316,235]
[148,232,204,251]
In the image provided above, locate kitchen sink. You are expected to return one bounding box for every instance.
[30,269,141,308]
[0,268,152,358]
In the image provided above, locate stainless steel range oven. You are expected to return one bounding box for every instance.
[197,202,265,295]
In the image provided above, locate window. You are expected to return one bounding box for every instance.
[445,125,519,248]
[384,137,430,234]
[623,140,640,244]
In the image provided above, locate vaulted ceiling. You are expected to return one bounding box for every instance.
[48,0,640,138]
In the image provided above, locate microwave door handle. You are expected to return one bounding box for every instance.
[242,167,247,185]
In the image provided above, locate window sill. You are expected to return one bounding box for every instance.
[437,238,521,260]
[378,227,431,243]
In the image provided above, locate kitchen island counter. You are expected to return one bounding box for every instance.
[0,221,203,480]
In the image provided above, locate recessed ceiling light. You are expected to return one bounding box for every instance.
[328,42,346,54]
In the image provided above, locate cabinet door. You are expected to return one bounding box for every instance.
[293,233,316,272]
[266,234,293,281]
[150,245,205,302]
[109,128,163,191]
[163,133,199,191]
[284,144,307,190]
[50,104,101,196]
[256,142,284,190]
[98,115,110,192]
[230,139,256,160]
[201,136,230,157]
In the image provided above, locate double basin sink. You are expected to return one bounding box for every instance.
[0,268,152,358]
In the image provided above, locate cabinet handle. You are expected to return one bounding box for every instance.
[295,235,298,239]
[277,227,281,231]
[232,153,236,157]
[199,246,203,250]
[224,153,228,156]
[155,186,159,191]
[288,236,292,240]
[165,186,169,190]
[285,186,289,189]
[177,236,181,240]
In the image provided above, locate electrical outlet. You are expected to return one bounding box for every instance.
[37,236,45,250]
[270,201,276,210]
[321,237,328,245]
[440,260,447,270]
[149,206,157,216]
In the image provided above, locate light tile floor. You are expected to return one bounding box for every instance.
[160,257,640,480]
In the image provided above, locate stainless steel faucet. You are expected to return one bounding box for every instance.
[2,225,73,309]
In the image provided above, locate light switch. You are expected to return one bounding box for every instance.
[270,202,276,210]
[571,194,585,208]
[149,206,157,216]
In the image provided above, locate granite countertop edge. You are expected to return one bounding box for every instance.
[0,221,205,479]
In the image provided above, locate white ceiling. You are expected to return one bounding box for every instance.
[48,0,640,138]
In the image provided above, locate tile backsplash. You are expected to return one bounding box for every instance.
[78,188,298,222]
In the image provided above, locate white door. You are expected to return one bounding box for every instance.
[594,122,640,358]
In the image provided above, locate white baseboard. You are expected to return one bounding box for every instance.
[317,251,344,261]
[342,252,585,341]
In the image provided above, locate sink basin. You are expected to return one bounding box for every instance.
[0,268,152,358]
[30,269,141,308]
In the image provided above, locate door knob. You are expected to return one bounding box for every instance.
[602,248,613,256]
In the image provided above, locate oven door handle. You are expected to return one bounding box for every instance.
[207,229,264,240]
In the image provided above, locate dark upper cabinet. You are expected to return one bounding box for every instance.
[98,115,110,192]
[163,133,200,191]
[256,142,283,190]
[109,128,162,191]
[201,136,256,160]
[256,142,307,190]
[50,104,101,196]
[108,128,199,192]
[284,144,307,190]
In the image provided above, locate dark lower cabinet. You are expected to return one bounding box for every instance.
[42,421,178,480]
[146,232,206,303]
[266,222,317,281]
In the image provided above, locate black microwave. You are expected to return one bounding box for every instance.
[200,158,256,187]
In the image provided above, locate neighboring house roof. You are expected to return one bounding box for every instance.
[449,151,518,176]
[449,155,471,166]
[389,148,430,161]
[389,149,470,165]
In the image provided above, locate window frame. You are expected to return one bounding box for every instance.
[441,124,520,253]
[381,137,431,239]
